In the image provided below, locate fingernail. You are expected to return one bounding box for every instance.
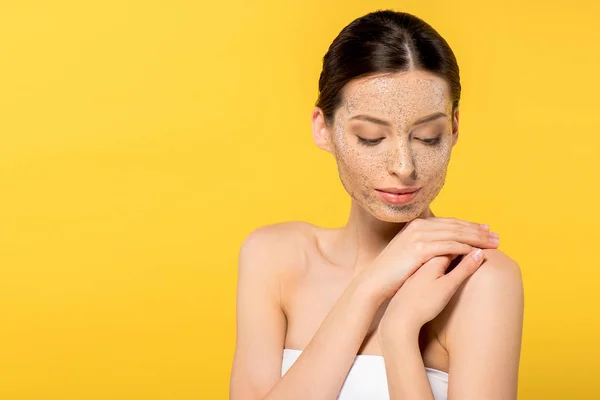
[472,248,484,262]
[489,232,500,239]
[480,224,490,231]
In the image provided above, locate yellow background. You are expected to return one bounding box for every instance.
[1,1,598,398]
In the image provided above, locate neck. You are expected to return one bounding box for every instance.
[333,202,435,275]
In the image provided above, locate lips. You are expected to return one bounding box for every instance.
[375,187,421,205]
[376,187,420,194]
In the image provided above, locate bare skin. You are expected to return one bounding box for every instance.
[280,219,450,367]
[230,70,523,400]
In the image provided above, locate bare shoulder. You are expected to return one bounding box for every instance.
[435,249,525,347]
[238,221,318,273]
[465,248,523,289]
[447,248,523,305]
[231,221,318,399]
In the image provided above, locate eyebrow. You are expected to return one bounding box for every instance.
[348,112,448,127]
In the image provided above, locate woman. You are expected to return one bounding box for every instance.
[229,9,524,400]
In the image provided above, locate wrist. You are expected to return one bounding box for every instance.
[350,272,388,309]
[379,320,421,346]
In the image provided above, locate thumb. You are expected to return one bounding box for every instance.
[438,248,485,293]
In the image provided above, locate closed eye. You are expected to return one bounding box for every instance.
[419,137,441,145]
[358,136,442,147]
[357,137,384,146]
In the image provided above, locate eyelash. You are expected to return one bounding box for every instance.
[357,137,384,146]
[357,137,442,147]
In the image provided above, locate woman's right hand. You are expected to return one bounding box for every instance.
[356,217,500,304]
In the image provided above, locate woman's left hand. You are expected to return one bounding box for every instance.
[378,248,486,338]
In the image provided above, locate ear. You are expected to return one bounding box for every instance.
[451,107,460,147]
[312,107,333,153]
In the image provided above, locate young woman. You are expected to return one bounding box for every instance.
[229,10,524,400]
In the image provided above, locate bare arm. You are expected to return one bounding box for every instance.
[231,218,499,399]
[229,223,384,400]
[377,248,523,398]
[378,251,489,400]
[229,225,288,400]
[444,249,524,399]
[381,328,436,400]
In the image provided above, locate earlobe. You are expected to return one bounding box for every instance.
[312,107,333,153]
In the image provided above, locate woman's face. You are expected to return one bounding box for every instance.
[328,70,459,223]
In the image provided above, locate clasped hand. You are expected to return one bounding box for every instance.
[355,217,499,339]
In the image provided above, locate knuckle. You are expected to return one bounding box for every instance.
[452,226,464,236]
[455,218,473,228]
[415,241,426,252]
[415,243,430,261]
[409,219,422,229]
[411,230,423,241]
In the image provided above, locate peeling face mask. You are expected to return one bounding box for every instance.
[330,70,456,222]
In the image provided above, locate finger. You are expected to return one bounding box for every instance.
[426,216,492,233]
[404,255,451,281]
[418,217,497,246]
[422,228,499,250]
[420,255,453,276]
[421,241,474,262]
[437,248,485,294]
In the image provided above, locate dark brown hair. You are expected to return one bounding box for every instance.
[316,10,461,125]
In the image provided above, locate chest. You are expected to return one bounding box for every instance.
[280,262,450,373]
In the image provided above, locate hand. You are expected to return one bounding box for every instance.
[355,217,499,304]
[378,248,486,338]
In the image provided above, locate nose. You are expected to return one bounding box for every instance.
[387,140,416,178]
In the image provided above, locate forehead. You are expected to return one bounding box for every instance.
[340,70,451,120]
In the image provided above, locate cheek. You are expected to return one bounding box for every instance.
[333,129,383,178]
[413,143,452,176]
[335,146,388,190]
[338,149,371,179]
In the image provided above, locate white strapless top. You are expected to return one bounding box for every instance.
[281,348,448,400]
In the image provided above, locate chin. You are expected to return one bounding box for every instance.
[369,204,425,223]
[351,189,427,223]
